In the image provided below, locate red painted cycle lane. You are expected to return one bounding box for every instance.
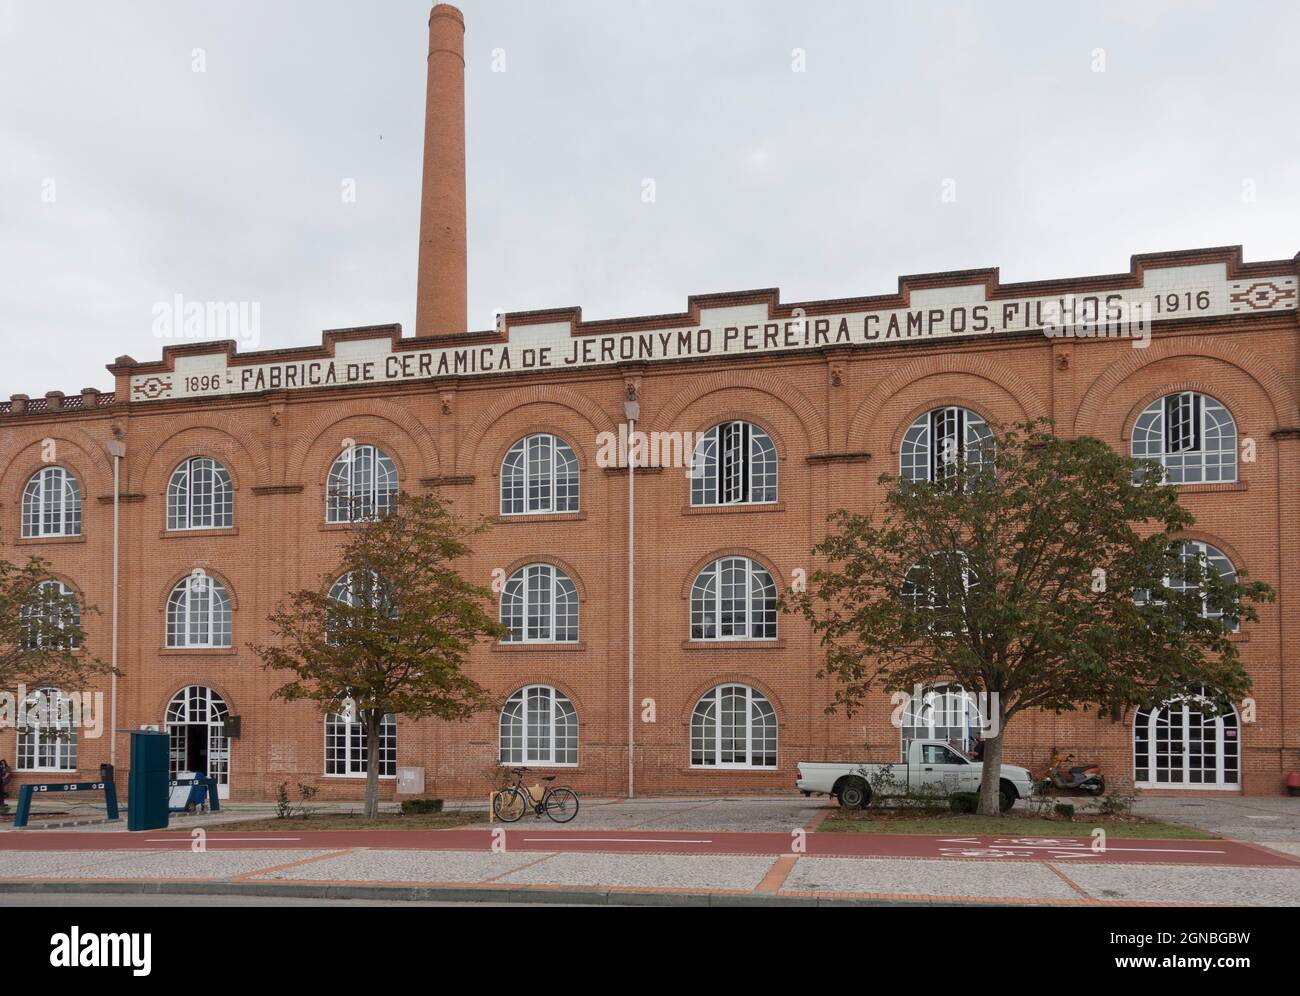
[0,828,1295,867]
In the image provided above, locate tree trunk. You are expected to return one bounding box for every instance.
[976,729,1004,816]
[363,710,380,821]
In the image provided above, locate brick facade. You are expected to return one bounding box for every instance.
[2,246,1297,801]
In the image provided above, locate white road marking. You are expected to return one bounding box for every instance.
[143,837,302,843]
[521,837,714,844]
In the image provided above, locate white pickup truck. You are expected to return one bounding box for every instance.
[796,740,1036,812]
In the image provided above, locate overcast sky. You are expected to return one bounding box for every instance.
[1,0,1296,398]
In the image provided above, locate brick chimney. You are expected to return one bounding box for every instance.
[415,3,468,337]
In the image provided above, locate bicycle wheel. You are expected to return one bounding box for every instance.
[493,787,526,823]
[543,787,579,824]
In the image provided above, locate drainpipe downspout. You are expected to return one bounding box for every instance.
[623,398,639,799]
[106,437,126,767]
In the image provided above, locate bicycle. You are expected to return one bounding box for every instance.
[492,767,580,823]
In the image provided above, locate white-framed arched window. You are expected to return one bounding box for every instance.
[691,684,777,768]
[500,564,578,643]
[325,707,396,777]
[326,444,397,522]
[1170,541,1238,626]
[1138,541,1240,630]
[500,433,579,515]
[326,571,395,641]
[690,557,777,640]
[901,552,976,635]
[900,407,994,483]
[690,421,777,507]
[16,687,78,772]
[1132,392,1237,484]
[165,571,232,648]
[21,580,80,650]
[167,456,233,530]
[1134,686,1239,789]
[499,685,578,766]
[21,466,82,538]
[901,684,982,757]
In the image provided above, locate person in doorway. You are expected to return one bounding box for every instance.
[0,758,11,812]
[970,736,985,761]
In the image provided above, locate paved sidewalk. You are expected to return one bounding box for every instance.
[4,794,1297,906]
[2,842,1297,906]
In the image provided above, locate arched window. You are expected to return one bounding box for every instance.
[1170,541,1238,625]
[901,553,976,635]
[901,684,982,757]
[690,421,777,506]
[165,685,230,793]
[1137,541,1240,630]
[21,467,82,538]
[900,407,994,483]
[1135,686,1239,788]
[690,557,777,640]
[326,571,395,640]
[165,572,232,648]
[499,686,578,766]
[691,685,777,768]
[1132,392,1237,484]
[16,687,78,772]
[21,580,80,650]
[167,456,233,530]
[327,571,393,609]
[325,708,396,777]
[500,434,579,515]
[500,564,578,643]
[326,445,397,522]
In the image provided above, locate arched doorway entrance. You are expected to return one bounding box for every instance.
[165,685,231,799]
[1134,687,1240,790]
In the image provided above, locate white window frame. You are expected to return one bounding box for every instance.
[164,685,230,794]
[16,687,78,772]
[689,557,778,641]
[500,434,580,515]
[22,580,80,650]
[1134,687,1240,790]
[326,444,398,523]
[499,685,578,767]
[500,564,579,643]
[1131,392,1237,484]
[324,710,397,778]
[899,407,994,483]
[21,466,82,538]
[901,684,982,758]
[165,572,232,648]
[690,684,777,769]
[690,421,778,507]
[167,456,234,531]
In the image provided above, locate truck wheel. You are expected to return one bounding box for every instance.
[837,777,870,810]
[998,781,1016,813]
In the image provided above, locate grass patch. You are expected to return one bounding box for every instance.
[172,810,490,832]
[820,810,1216,839]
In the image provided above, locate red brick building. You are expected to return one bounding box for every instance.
[2,5,1297,801]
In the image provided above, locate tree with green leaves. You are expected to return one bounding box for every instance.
[252,492,506,818]
[0,553,107,695]
[788,421,1273,816]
